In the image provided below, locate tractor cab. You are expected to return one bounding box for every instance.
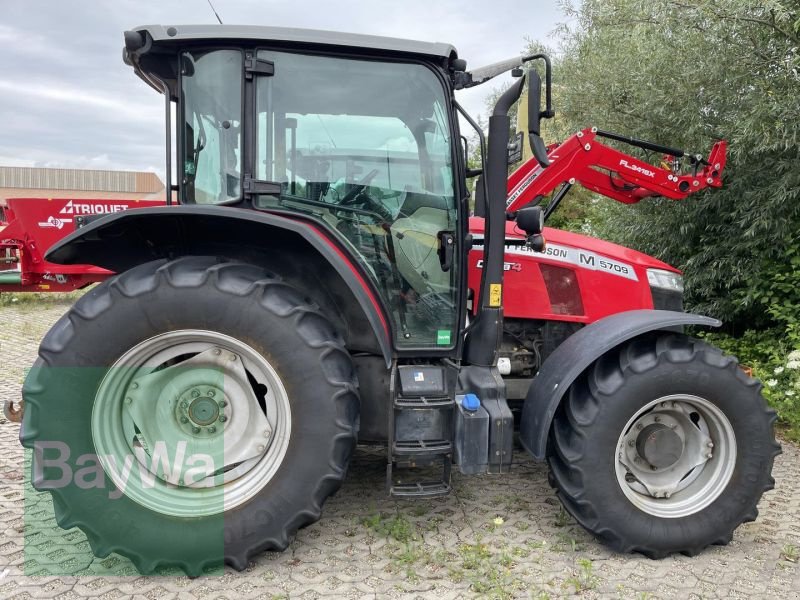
[125,25,465,350]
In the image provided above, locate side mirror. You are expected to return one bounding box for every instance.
[527,70,550,168]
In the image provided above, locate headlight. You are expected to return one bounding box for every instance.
[647,268,684,292]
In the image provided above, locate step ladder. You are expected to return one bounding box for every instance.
[386,364,455,498]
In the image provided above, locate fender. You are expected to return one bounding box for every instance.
[519,309,721,460]
[46,205,393,366]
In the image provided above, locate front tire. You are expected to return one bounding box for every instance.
[21,257,359,575]
[548,333,780,558]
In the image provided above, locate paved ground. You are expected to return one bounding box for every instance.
[1,295,799,599]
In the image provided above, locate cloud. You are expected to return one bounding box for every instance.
[0,79,161,123]
[0,0,564,173]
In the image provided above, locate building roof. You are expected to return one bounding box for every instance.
[131,24,458,59]
[0,166,163,194]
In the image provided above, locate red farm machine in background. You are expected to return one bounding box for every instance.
[0,197,164,292]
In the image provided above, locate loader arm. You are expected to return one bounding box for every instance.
[505,128,727,213]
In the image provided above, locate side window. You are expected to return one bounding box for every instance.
[254,51,460,349]
[181,50,242,204]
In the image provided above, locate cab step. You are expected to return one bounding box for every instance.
[386,364,456,498]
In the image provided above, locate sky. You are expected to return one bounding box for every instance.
[0,0,564,180]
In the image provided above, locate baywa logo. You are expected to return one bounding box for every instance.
[34,440,219,499]
[60,200,131,215]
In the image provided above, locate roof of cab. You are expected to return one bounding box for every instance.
[132,24,458,59]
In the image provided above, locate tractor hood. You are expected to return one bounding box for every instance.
[468,217,681,274]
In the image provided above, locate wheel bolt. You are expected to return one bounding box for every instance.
[219,415,227,423]
[706,453,713,459]
[180,416,188,424]
[208,390,215,397]
[628,440,635,447]
[125,397,132,405]
[180,401,188,409]
[634,456,641,464]
[213,348,221,355]
[664,492,671,498]
[654,416,661,423]
[707,441,714,448]
[257,445,265,453]
[635,423,643,430]
[651,465,657,471]
[191,390,200,398]
[130,382,139,390]
[229,354,237,361]
[208,426,216,434]
[219,400,227,408]
[192,426,200,434]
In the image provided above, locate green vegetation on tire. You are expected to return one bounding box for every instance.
[548,333,781,558]
[20,256,359,575]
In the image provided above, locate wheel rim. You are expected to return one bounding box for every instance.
[92,330,291,518]
[614,394,736,518]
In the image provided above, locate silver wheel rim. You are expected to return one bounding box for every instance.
[92,330,291,517]
[614,394,736,518]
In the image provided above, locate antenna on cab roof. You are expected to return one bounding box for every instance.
[205,0,224,24]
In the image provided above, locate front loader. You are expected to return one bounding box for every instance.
[15,25,779,575]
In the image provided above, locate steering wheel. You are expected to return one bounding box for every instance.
[339,169,380,206]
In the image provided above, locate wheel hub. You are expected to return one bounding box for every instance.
[93,331,292,517]
[187,392,221,426]
[636,423,683,469]
[615,394,737,518]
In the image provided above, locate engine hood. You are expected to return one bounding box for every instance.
[468,217,680,274]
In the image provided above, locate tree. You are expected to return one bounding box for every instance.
[551,0,800,332]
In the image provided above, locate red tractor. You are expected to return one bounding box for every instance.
[11,25,779,575]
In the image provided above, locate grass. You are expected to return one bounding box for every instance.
[565,558,599,593]
[0,289,86,310]
[780,544,798,563]
[361,511,537,598]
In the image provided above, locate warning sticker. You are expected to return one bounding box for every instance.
[489,284,502,307]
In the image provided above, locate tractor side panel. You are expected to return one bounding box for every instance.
[518,309,721,460]
[467,228,656,325]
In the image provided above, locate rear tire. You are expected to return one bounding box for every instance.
[547,333,780,558]
[21,257,359,575]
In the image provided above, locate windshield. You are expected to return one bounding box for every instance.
[255,51,459,349]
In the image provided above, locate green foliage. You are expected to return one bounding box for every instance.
[549,0,800,331]
[565,558,599,593]
[361,512,419,543]
[700,330,800,440]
